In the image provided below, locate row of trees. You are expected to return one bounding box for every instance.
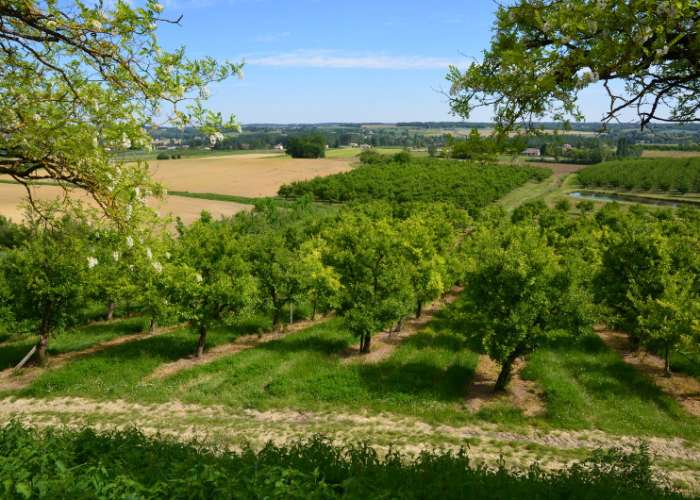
[278,156,550,213]
[0,200,469,366]
[2,195,699,389]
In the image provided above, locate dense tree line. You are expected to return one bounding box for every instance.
[2,160,699,391]
[578,158,700,193]
[278,157,550,214]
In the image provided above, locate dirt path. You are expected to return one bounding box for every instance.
[598,328,700,417]
[1,395,698,491]
[466,356,545,417]
[146,316,331,381]
[342,287,463,364]
[0,324,181,391]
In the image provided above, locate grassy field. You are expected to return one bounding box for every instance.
[325,147,423,158]
[0,318,144,371]
[8,297,700,439]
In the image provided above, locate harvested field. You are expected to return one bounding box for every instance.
[0,184,250,225]
[642,150,700,158]
[149,153,354,197]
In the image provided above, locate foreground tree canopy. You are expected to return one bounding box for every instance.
[0,0,241,220]
[448,0,700,131]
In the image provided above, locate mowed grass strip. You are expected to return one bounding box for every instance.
[19,311,481,424]
[0,318,145,371]
[14,302,700,438]
[164,318,478,423]
[19,316,273,400]
[522,334,700,439]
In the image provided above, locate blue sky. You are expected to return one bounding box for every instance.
[157,0,613,124]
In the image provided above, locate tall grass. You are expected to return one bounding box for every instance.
[0,422,685,499]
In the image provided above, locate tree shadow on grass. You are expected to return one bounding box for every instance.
[260,333,351,357]
[0,341,35,371]
[546,335,682,417]
[356,358,475,403]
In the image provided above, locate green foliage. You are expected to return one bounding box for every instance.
[0,214,92,364]
[448,129,496,160]
[286,134,327,159]
[279,158,551,214]
[462,223,593,390]
[0,0,242,220]
[358,149,385,164]
[168,216,257,355]
[324,213,415,352]
[0,423,684,499]
[447,0,700,130]
[577,158,700,193]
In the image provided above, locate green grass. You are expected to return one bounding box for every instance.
[20,316,272,400]
[0,318,145,371]
[168,191,284,206]
[1,423,683,500]
[325,147,419,159]
[15,300,700,439]
[20,308,482,424]
[523,334,700,439]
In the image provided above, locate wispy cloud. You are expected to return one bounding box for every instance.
[246,50,459,70]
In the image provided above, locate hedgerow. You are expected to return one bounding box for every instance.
[278,159,551,214]
[0,423,685,499]
[577,158,700,193]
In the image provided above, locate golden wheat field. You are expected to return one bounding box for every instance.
[148,153,354,197]
[0,184,252,225]
[0,154,355,224]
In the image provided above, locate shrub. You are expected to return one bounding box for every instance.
[0,423,684,499]
[286,134,326,159]
[156,152,170,160]
[358,149,385,164]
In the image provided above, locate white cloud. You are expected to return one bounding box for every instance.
[246,50,459,70]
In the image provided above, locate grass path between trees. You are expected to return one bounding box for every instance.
[598,328,700,418]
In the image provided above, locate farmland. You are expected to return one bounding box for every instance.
[577,158,700,193]
[2,154,700,494]
[3,0,700,496]
[0,153,353,224]
[279,158,551,212]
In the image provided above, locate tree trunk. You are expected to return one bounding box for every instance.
[196,323,207,358]
[311,298,318,320]
[148,318,157,335]
[106,301,116,321]
[494,351,520,392]
[272,304,282,331]
[360,332,371,354]
[664,343,671,377]
[36,332,49,366]
[415,301,422,319]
